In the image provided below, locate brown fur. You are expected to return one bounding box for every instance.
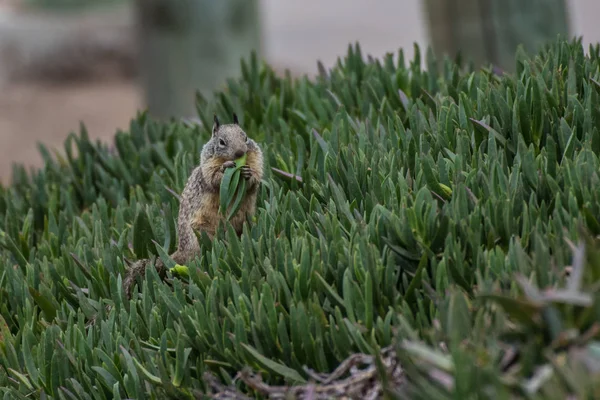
[122,115,263,297]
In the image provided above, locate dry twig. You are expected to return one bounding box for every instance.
[202,345,405,399]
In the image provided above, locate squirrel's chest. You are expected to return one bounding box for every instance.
[190,192,220,222]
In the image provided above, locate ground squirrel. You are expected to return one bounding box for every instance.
[122,114,264,297]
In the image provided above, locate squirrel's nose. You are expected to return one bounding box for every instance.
[234,150,244,158]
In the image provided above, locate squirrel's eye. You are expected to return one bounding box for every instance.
[219,139,226,146]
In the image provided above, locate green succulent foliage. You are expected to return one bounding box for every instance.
[0,37,599,398]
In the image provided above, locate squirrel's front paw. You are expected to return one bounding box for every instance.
[241,165,254,180]
[221,161,236,172]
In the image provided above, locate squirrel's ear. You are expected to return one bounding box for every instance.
[232,113,239,125]
[212,114,220,135]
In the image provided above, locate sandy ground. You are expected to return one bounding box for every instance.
[0,79,142,182]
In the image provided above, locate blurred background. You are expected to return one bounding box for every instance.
[0,0,598,184]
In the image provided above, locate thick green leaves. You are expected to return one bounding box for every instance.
[242,343,306,383]
[219,153,248,220]
[0,38,599,399]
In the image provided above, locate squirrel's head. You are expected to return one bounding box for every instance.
[211,114,250,160]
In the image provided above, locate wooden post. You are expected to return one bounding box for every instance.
[134,0,261,120]
[421,0,570,71]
